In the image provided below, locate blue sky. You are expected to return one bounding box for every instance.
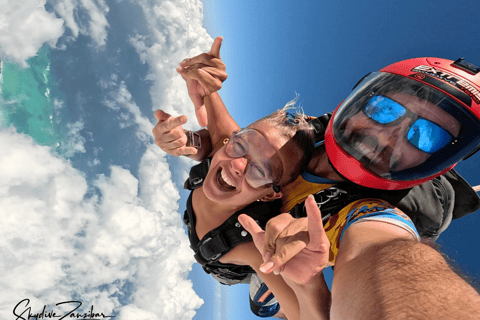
[0,0,479,320]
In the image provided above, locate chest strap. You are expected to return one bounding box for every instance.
[289,182,410,221]
[189,199,283,266]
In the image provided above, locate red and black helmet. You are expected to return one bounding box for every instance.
[325,57,480,190]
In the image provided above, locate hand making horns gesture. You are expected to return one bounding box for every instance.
[177,36,227,127]
[239,195,332,285]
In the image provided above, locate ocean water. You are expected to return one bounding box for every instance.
[0,45,65,151]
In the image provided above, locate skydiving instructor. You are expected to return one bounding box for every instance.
[154,37,480,319]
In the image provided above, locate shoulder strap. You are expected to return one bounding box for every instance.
[193,199,283,266]
[289,169,479,240]
[184,158,211,190]
[183,191,255,283]
[443,168,480,219]
[288,182,398,221]
[308,112,333,143]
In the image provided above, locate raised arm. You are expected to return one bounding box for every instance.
[177,37,240,151]
[204,93,240,153]
[153,37,240,159]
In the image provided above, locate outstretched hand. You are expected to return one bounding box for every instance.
[153,109,198,157]
[177,36,227,127]
[239,195,332,285]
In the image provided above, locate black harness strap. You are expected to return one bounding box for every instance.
[184,158,211,190]
[289,182,411,221]
[308,112,332,143]
[183,159,283,284]
[194,199,283,265]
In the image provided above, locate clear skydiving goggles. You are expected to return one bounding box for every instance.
[224,129,284,191]
[332,72,480,181]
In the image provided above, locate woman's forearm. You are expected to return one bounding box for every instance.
[286,274,331,320]
[205,92,241,150]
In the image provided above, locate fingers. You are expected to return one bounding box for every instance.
[262,213,294,262]
[178,67,226,95]
[153,110,186,133]
[166,146,198,157]
[264,232,309,275]
[155,113,187,134]
[178,63,227,81]
[155,132,198,156]
[179,36,224,67]
[153,110,198,156]
[154,109,171,122]
[305,195,329,252]
[209,36,223,58]
[179,55,226,71]
[238,214,265,254]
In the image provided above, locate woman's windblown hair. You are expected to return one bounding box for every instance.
[248,96,315,186]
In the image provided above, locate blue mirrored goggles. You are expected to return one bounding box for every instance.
[362,96,454,154]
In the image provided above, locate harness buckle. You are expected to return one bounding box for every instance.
[316,187,348,206]
[198,237,224,262]
[194,252,209,266]
[190,177,203,186]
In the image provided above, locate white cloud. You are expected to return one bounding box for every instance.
[60,120,87,156]
[52,98,87,157]
[0,0,64,66]
[101,78,155,145]
[79,0,109,47]
[0,128,202,319]
[130,0,213,130]
[0,0,110,65]
[51,0,110,47]
[1,0,213,319]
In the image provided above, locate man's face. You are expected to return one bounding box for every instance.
[341,92,460,175]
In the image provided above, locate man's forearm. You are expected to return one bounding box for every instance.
[332,237,480,319]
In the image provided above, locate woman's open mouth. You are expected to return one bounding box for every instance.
[216,168,236,191]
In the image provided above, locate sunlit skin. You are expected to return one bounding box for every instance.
[200,122,303,212]
[154,43,480,318]
[342,92,461,174]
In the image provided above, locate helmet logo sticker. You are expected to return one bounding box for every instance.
[413,73,426,80]
[411,65,480,104]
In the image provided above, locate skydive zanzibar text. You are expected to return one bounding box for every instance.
[12,299,114,320]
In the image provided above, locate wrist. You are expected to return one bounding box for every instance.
[286,274,332,319]
[285,272,327,293]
